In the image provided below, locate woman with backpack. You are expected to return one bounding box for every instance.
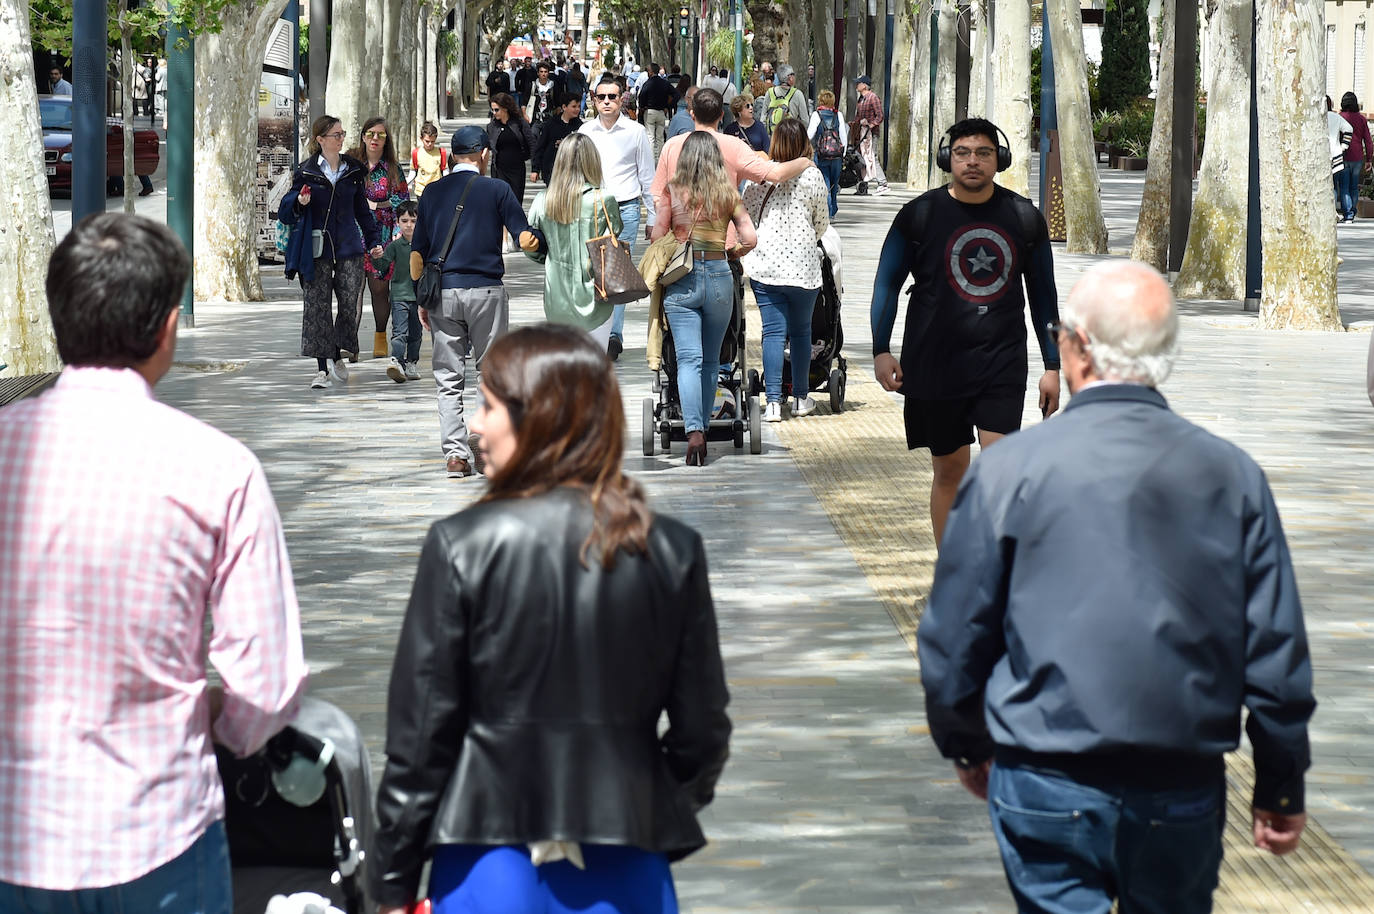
[807,90,849,218]
[741,118,829,423]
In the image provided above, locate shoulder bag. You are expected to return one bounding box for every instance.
[660,199,702,287]
[416,177,476,312]
[586,194,650,305]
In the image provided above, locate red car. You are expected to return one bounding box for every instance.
[40,95,160,193]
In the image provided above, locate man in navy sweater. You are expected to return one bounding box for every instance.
[410,126,540,478]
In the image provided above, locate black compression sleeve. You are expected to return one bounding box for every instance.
[1023,241,1061,370]
[870,225,909,356]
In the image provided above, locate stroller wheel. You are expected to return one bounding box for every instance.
[748,397,762,454]
[747,369,761,397]
[732,419,744,450]
[829,368,846,413]
[641,398,655,456]
[660,422,672,453]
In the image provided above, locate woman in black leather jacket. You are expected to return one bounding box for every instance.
[370,324,731,914]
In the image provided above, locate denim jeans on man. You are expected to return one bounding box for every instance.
[815,157,841,218]
[1340,159,1364,220]
[988,762,1224,914]
[609,199,642,342]
[751,280,816,403]
[390,298,422,364]
[0,821,230,914]
[664,259,734,433]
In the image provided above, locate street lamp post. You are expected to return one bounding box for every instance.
[72,0,107,223]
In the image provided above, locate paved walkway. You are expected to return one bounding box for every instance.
[146,154,1374,910]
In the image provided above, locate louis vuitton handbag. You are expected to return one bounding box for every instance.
[586,195,650,304]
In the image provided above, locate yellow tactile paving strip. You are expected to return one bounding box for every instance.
[754,317,1374,908]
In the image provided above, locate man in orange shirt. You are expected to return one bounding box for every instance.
[650,87,811,222]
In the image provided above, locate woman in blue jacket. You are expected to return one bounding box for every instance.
[281,115,384,390]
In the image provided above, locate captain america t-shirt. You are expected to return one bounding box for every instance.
[890,185,1058,399]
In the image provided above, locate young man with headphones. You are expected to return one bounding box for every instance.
[870,117,1062,547]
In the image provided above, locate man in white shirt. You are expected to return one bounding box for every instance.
[579,75,657,361]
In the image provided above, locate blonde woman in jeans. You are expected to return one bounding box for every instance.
[741,117,829,422]
[651,132,757,467]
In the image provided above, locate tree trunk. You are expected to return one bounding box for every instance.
[1046,0,1106,253]
[993,0,1032,198]
[1256,0,1340,329]
[811,0,834,100]
[785,0,808,77]
[1175,0,1250,299]
[362,3,385,120]
[749,1,785,69]
[845,0,861,112]
[395,0,419,156]
[929,4,957,188]
[0,0,60,375]
[194,0,291,303]
[381,0,404,135]
[647,19,669,73]
[968,0,988,118]
[119,11,136,214]
[326,0,366,137]
[581,0,591,62]
[1130,0,1175,269]
[870,0,887,125]
[887,0,918,184]
[907,7,933,190]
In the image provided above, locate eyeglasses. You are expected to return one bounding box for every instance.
[595,92,620,101]
[952,146,996,161]
[1047,319,1088,345]
[364,131,388,140]
[323,131,346,140]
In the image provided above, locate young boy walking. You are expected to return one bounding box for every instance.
[372,201,423,383]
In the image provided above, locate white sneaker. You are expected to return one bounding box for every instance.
[872,185,890,196]
[328,358,349,382]
[310,370,331,389]
[791,396,817,417]
[386,357,406,383]
[763,401,782,422]
[404,361,421,380]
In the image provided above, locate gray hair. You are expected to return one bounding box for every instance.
[777,64,795,83]
[1063,261,1179,387]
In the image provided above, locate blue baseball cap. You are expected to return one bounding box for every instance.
[856,74,873,87]
[451,125,490,155]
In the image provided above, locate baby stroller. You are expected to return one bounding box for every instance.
[642,263,764,456]
[839,139,863,190]
[747,239,848,413]
[216,696,373,914]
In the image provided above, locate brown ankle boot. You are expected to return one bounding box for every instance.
[685,431,707,466]
[373,332,388,359]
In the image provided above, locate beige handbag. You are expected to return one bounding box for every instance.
[660,201,702,287]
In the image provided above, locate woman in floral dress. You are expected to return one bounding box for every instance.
[349,116,410,358]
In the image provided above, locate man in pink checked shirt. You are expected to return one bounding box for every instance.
[0,213,308,912]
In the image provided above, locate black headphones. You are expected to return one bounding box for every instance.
[936,123,1013,173]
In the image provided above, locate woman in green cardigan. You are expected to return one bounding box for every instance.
[524,133,623,348]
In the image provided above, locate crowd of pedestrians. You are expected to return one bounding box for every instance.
[6,53,1331,914]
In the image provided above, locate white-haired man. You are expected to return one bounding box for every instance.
[918,261,1315,914]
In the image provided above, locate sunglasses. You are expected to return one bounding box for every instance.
[595,92,620,101]
[364,131,388,140]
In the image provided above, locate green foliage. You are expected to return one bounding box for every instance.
[32,0,243,58]
[1098,0,1151,111]
[1030,43,1041,118]
[705,20,753,73]
[1112,99,1154,152]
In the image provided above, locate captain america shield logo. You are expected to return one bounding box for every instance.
[944,224,1017,304]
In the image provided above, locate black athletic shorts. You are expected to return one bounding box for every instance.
[904,387,1025,457]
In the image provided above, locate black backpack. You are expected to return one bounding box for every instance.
[815,110,843,159]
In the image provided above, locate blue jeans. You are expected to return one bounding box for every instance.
[0,821,230,914]
[816,156,841,218]
[1340,159,1363,219]
[609,198,642,340]
[664,259,734,433]
[390,296,422,363]
[988,763,1224,914]
[752,280,816,402]
[430,844,678,914]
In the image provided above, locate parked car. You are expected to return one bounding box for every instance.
[40,95,160,194]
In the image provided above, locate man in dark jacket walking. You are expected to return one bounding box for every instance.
[531,93,583,183]
[918,260,1315,914]
[410,127,542,478]
[485,58,511,98]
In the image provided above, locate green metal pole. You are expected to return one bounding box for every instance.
[734,0,743,92]
[166,24,194,325]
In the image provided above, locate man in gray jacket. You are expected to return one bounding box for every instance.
[918,261,1315,914]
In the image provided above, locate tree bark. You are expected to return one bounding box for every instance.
[0,0,60,375]
[381,0,405,135]
[968,0,988,118]
[929,4,957,188]
[887,0,918,183]
[1175,0,1250,299]
[395,0,419,156]
[810,0,834,101]
[1046,0,1106,252]
[363,2,385,120]
[193,0,291,303]
[119,12,136,214]
[748,1,785,68]
[907,6,933,190]
[1256,0,1340,329]
[993,0,1032,198]
[1130,0,1175,269]
[326,0,367,139]
[785,0,809,77]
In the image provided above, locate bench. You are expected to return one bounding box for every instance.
[0,373,59,407]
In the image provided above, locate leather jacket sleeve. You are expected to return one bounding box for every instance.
[369,524,470,907]
[660,533,732,811]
